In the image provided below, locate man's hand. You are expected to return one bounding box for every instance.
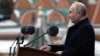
[39,45,51,51]
[56,51,63,55]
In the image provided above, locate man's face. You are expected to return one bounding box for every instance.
[68,4,81,23]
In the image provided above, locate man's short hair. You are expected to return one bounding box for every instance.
[73,2,87,16]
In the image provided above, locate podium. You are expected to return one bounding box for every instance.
[17,47,61,56]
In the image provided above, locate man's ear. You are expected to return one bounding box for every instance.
[78,11,82,17]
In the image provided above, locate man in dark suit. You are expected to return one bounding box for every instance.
[39,2,95,56]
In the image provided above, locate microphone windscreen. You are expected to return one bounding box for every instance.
[21,25,35,35]
[47,25,59,36]
[21,26,27,34]
[27,26,35,35]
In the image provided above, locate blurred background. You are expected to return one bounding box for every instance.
[0,0,100,56]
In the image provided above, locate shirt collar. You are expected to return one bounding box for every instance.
[70,17,89,29]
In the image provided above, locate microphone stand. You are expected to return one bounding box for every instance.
[17,36,25,47]
[12,45,17,56]
[13,36,25,56]
[9,33,20,56]
[9,33,25,56]
[24,32,48,47]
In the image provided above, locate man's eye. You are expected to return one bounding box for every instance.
[69,11,72,13]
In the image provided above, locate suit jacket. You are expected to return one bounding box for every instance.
[50,18,95,56]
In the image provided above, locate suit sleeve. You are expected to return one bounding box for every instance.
[49,45,64,52]
[62,26,95,56]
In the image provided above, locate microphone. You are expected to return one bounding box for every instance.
[9,25,35,56]
[20,25,35,45]
[21,25,35,35]
[47,25,59,36]
[24,25,59,47]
